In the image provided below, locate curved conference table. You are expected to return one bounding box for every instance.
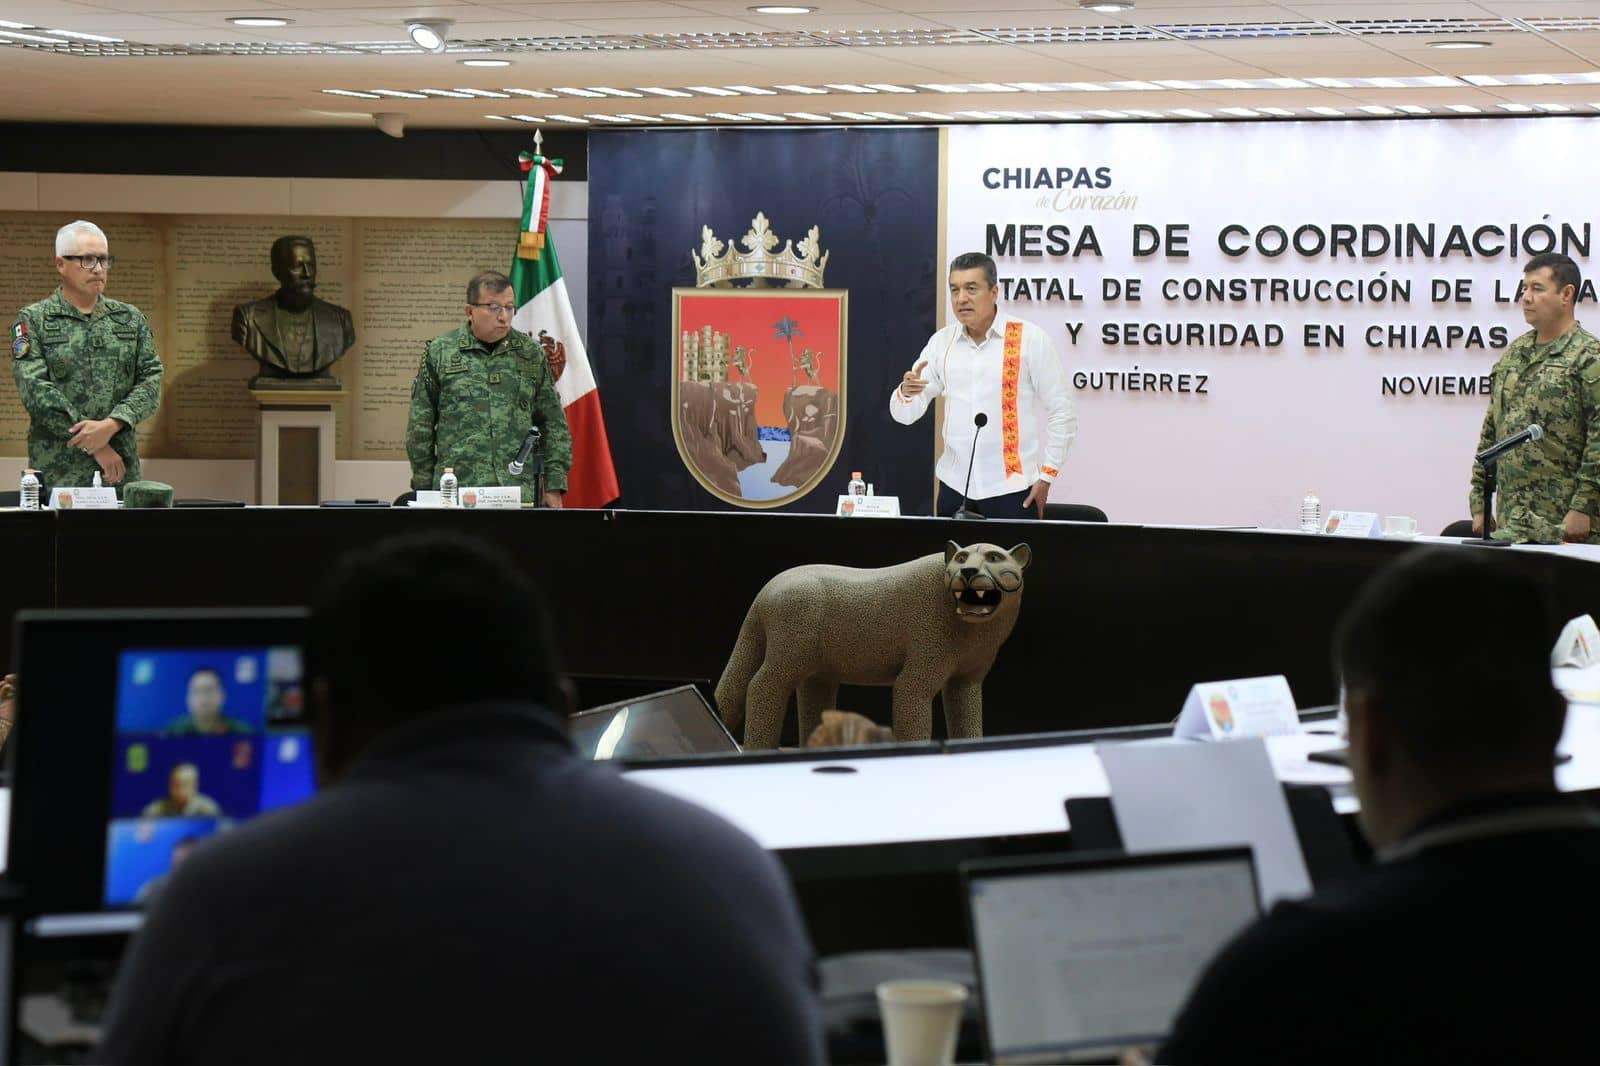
[4,506,1599,739]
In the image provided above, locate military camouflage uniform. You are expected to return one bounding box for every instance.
[11,288,164,488]
[1469,322,1600,544]
[406,323,572,502]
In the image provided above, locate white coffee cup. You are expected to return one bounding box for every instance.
[1383,515,1418,538]
[876,979,968,1066]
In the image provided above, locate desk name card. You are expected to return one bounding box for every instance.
[1554,614,1600,669]
[49,487,117,510]
[1322,510,1381,538]
[1175,675,1300,741]
[836,495,901,518]
[461,486,522,510]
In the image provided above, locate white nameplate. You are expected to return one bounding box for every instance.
[836,494,901,518]
[1175,674,1300,740]
[409,490,444,508]
[49,487,118,510]
[1323,510,1381,538]
[1553,614,1600,668]
[461,485,522,509]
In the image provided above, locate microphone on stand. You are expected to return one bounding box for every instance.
[1475,423,1543,467]
[1469,424,1542,548]
[953,413,988,521]
[508,424,542,476]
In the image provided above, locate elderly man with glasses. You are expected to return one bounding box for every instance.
[11,219,164,489]
[405,270,571,507]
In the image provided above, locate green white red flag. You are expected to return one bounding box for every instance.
[512,149,619,508]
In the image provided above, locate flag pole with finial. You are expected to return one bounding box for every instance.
[517,128,563,261]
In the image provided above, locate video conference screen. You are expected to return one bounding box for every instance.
[104,646,314,906]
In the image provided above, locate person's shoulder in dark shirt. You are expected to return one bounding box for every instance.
[1161,823,1600,1065]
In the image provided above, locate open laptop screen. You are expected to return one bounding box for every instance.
[568,685,738,760]
[963,848,1259,1064]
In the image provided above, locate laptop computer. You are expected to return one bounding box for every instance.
[567,684,739,761]
[961,847,1260,1064]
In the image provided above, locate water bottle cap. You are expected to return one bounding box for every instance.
[852,471,862,478]
[444,467,454,473]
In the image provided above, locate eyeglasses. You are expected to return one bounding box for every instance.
[470,302,515,316]
[63,254,114,270]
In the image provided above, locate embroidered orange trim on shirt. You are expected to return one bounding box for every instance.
[1001,321,1023,478]
[1040,465,1059,479]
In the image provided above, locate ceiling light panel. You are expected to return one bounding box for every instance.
[478,35,664,52]
[1335,18,1516,36]
[1154,22,1337,40]
[643,31,821,49]
[1522,17,1600,32]
[809,28,991,46]
[978,26,1161,43]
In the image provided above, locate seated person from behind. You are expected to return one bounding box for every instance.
[100,533,825,1066]
[163,667,253,735]
[1161,550,1600,1064]
[141,763,221,819]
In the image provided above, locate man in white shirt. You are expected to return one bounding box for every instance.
[890,252,1076,518]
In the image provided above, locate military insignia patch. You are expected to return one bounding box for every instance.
[10,321,28,358]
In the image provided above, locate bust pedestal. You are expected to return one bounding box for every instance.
[251,387,342,505]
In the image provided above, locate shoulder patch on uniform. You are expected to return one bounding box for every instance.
[11,321,28,358]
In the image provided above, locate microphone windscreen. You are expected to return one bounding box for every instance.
[1529,424,1544,441]
[974,412,989,427]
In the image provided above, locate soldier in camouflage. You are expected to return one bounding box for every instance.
[406,270,571,507]
[1470,251,1600,544]
[11,220,164,490]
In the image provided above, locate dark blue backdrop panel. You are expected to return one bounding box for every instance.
[587,128,940,514]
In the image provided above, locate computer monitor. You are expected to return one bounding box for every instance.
[962,847,1259,1064]
[567,685,739,760]
[8,609,313,916]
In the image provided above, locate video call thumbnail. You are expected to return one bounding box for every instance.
[116,646,306,735]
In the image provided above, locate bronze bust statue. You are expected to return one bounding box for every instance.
[232,236,355,387]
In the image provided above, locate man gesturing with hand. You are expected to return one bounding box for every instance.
[890,252,1075,519]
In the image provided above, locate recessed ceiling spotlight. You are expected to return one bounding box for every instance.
[460,58,511,67]
[1429,40,1491,50]
[229,16,292,27]
[406,19,452,54]
[1079,0,1134,12]
[750,5,816,13]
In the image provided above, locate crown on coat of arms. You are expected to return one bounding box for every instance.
[692,212,828,289]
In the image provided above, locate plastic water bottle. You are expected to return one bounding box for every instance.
[439,467,459,508]
[1299,489,1322,533]
[92,471,102,489]
[848,471,866,498]
[19,469,39,511]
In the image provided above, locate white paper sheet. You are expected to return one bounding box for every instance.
[1097,737,1313,907]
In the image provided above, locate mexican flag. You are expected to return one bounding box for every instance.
[511,153,620,508]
